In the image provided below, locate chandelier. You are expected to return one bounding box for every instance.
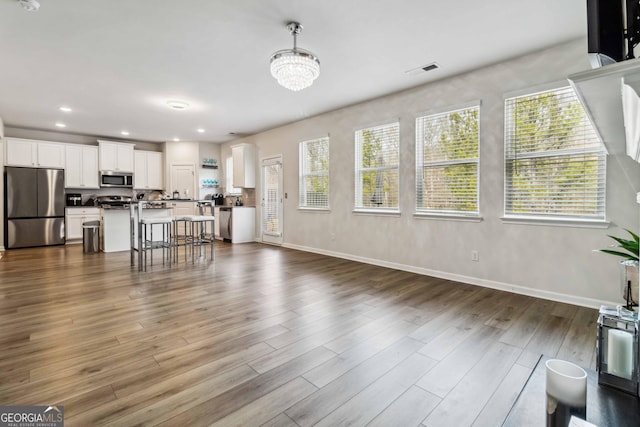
[270,22,320,91]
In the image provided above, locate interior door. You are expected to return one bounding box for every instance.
[261,156,283,245]
[170,163,196,216]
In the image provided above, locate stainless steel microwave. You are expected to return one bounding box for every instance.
[100,171,134,188]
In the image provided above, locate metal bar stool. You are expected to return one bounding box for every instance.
[189,215,215,262]
[172,215,194,262]
[140,216,173,271]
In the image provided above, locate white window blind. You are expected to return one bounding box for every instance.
[504,86,606,220]
[262,159,282,236]
[355,122,400,210]
[226,157,241,195]
[299,137,330,209]
[416,105,479,215]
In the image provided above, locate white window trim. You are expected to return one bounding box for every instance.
[354,121,401,212]
[415,104,480,216]
[503,85,606,222]
[298,136,330,210]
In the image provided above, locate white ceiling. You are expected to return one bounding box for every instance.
[0,0,588,144]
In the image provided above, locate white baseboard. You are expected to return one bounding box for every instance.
[282,242,617,310]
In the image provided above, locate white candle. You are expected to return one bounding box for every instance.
[607,329,633,379]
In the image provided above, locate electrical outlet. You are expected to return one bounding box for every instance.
[471,250,479,262]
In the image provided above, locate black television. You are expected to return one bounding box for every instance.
[587,0,625,68]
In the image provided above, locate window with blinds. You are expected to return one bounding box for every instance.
[355,122,400,210]
[504,86,606,220]
[299,137,330,209]
[416,105,480,215]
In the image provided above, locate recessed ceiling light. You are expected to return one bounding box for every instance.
[121,131,130,136]
[197,128,205,133]
[173,137,180,142]
[55,122,66,128]
[166,100,190,110]
[59,106,72,113]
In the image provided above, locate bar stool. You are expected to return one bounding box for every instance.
[189,215,215,262]
[172,215,194,262]
[140,216,173,271]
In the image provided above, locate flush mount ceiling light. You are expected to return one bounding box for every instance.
[59,106,72,113]
[270,22,320,91]
[166,100,190,110]
[55,122,66,128]
[121,131,130,136]
[18,0,40,12]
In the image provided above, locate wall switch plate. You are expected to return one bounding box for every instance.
[471,250,479,262]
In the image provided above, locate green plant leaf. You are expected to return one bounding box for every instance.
[624,228,640,244]
[599,249,639,262]
[607,235,639,254]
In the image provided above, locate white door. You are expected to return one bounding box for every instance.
[261,156,283,245]
[170,163,196,216]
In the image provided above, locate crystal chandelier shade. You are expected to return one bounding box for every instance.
[270,22,320,91]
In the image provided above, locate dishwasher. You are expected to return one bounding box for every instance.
[219,207,232,241]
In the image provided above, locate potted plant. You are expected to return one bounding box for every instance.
[598,229,639,309]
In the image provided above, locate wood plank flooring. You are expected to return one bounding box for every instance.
[0,243,598,426]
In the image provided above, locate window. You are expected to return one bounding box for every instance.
[226,156,241,195]
[355,122,400,211]
[299,137,330,209]
[416,105,480,215]
[504,86,606,220]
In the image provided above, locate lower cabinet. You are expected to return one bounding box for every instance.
[66,207,101,242]
[218,207,255,243]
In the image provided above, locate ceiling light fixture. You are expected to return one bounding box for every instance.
[197,128,205,133]
[270,22,320,91]
[55,123,66,128]
[166,100,190,110]
[173,137,180,142]
[121,131,130,136]
[18,0,40,12]
[59,106,72,113]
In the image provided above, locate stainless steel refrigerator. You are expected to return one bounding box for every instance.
[4,167,66,249]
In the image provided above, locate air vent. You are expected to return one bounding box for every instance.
[405,62,440,76]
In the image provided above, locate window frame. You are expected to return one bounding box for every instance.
[298,136,330,210]
[354,121,401,213]
[415,103,481,218]
[503,85,607,224]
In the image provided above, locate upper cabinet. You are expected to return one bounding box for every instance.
[98,140,135,172]
[5,137,65,168]
[134,150,164,190]
[65,144,99,189]
[232,143,256,188]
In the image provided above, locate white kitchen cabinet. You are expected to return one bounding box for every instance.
[5,137,65,168]
[98,140,135,172]
[65,144,99,188]
[134,150,164,190]
[232,143,256,188]
[219,206,255,243]
[65,207,101,242]
[214,206,221,239]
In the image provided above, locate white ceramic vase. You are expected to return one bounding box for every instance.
[545,359,587,427]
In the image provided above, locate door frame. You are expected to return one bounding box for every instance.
[261,155,283,245]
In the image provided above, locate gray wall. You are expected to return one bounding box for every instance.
[223,38,640,307]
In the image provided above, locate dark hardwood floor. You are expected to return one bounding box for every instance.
[0,242,598,426]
